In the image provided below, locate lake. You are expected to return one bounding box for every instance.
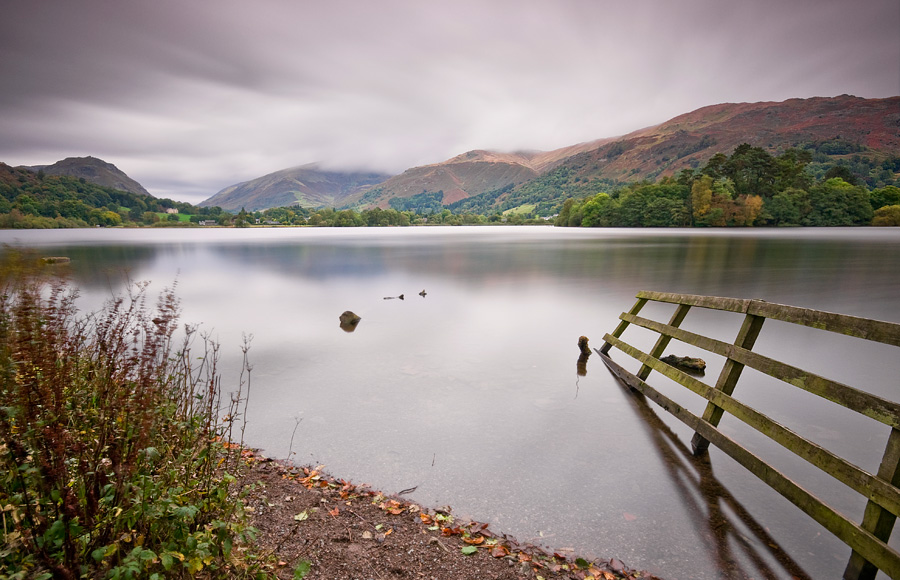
[2,226,899,579]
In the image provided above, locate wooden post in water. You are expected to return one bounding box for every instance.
[690,311,765,455]
[844,428,900,580]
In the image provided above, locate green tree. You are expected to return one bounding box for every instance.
[555,198,576,227]
[805,178,873,226]
[234,207,250,227]
[823,165,859,186]
[872,205,900,226]
[775,148,813,191]
[581,193,615,227]
[766,187,811,226]
[871,185,900,211]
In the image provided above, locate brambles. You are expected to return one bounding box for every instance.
[0,250,266,579]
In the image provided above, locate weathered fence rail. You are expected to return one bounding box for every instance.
[598,291,900,580]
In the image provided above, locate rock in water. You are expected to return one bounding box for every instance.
[660,355,706,373]
[339,311,361,332]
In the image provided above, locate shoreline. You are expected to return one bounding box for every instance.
[239,448,662,580]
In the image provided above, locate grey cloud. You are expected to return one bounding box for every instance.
[1,0,897,204]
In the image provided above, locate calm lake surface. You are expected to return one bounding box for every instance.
[3,226,899,579]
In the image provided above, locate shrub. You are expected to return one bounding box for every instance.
[0,250,264,579]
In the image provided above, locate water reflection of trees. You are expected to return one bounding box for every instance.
[616,383,813,580]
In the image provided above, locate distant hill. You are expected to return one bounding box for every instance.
[346,140,614,210]
[24,156,152,197]
[200,164,392,212]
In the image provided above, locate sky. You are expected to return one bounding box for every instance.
[1,1,898,205]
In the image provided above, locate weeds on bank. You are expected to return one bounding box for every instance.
[0,251,266,579]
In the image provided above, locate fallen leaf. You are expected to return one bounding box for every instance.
[379,500,405,515]
[622,512,637,522]
[461,545,478,555]
[329,507,339,517]
[462,535,485,545]
[293,511,309,522]
[491,545,509,558]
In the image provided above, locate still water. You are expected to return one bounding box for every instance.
[2,226,899,579]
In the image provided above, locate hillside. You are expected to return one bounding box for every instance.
[0,162,172,227]
[200,164,391,212]
[454,95,900,216]
[346,139,614,210]
[557,94,900,184]
[24,156,152,197]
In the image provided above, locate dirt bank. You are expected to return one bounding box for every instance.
[239,450,662,579]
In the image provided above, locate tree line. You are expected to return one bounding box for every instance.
[555,144,900,227]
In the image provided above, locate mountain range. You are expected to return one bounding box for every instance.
[202,95,900,214]
[15,95,900,214]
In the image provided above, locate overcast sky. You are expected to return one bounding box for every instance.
[1,0,897,204]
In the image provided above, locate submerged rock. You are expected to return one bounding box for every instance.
[660,354,706,374]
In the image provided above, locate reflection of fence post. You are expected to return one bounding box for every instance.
[600,296,647,355]
[690,312,765,455]
[638,303,691,381]
[844,428,900,580]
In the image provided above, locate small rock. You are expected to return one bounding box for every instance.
[339,311,361,332]
[660,354,706,373]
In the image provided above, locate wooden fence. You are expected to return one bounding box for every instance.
[597,291,900,580]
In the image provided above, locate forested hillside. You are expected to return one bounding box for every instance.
[0,163,223,227]
[553,144,900,228]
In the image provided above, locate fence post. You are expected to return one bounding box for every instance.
[691,312,765,455]
[844,427,900,580]
[637,303,692,381]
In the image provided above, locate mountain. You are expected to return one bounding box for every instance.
[553,94,900,184]
[200,164,391,212]
[24,156,152,197]
[346,140,614,210]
